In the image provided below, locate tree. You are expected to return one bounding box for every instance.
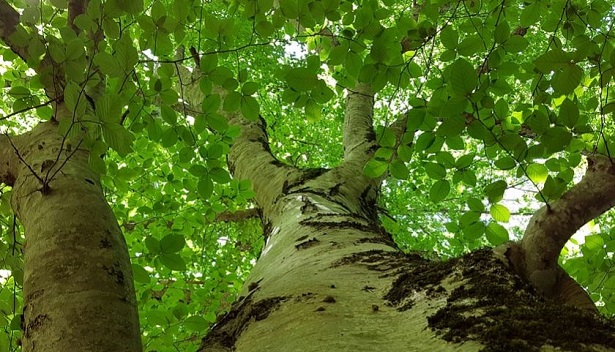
[0,0,615,351]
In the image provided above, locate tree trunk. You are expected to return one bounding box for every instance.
[0,114,142,352]
[189,81,615,351]
[198,167,615,352]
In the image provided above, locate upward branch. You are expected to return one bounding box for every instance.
[342,84,377,169]
[514,155,615,309]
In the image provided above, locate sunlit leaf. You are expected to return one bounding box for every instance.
[490,204,511,222]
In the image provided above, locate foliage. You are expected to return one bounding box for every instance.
[0,0,613,350]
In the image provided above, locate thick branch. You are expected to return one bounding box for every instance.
[520,155,615,301]
[342,84,376,167]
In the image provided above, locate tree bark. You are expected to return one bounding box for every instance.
[198,165,615,351]
[0,111,142,352]
[190,76,615,350]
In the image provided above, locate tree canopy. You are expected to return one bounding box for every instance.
[0,0,614,351]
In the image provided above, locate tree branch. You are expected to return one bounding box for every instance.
[214,208,259,222]
[514,155,615,309]
[342,84,376,166]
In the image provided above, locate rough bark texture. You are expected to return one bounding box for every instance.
[0,115,141,352]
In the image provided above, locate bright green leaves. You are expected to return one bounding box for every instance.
[279,60,334,122]
[526,163,548,184]
[448,59,477,96]
[440,26,459,50]
[494,21,510,44]
[131,264,151,284]
[102,123,134,157]
[489,204,510,223]
[286,67,318,91]
[223,84,260,121]
[363,159,388,178]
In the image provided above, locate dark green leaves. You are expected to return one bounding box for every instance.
[448,59,477,96]
[430,180,450,203]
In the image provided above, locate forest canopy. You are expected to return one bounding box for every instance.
[0,0,614,351]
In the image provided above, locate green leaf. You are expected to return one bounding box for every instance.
[145,236,161,254]
[184,316,209,331]
[440,26,458,49]
[198,177,214,199]
[436,115,465,137]
[540,127,572,153]
[9,85,30,98]
[160,234,185,253]
[490,204,511,222]
[397,145,413,162]
[223,91,242,111]
[494,21,510,44]
[406,108,425,130]
[552,64,583,95]
[285,68,318,91]
[363,159,388,178]
[242,82,259,96]
[377,126,396,148]
[240,96,260,120]
[534,49,571,74]
[425,162,446,179]
[486,222,509,245]
[449,58,477,96]
[415,132,436,152]
[117,0,143,14]
[558,98,579,128]
[429,180,450,203]
[484,180,507,203]
[102,123,134,156]
[494,156,516,170]
[521,2,541,26]
[526,163,548,184]
[161,104,177,125]
[94,52,123,77]
[458,36,483,56]
[584,234,604,251]
[210,167,231,184]
[467,197,485,212]
[159,253,186,271]
[132,264,151,283]
[389,160,409,179]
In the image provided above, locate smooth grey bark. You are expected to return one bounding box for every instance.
[0,114,142,352]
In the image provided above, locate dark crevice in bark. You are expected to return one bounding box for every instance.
[199,290,289,350]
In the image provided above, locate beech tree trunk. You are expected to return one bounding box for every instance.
[190,83,615,351]
[0,113,142,352]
